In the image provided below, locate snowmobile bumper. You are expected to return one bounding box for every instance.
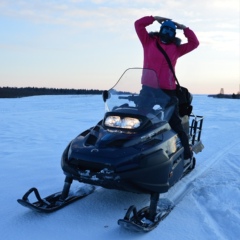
[61,146,172,194]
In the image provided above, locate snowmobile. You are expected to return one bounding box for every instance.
[18,68,204,232]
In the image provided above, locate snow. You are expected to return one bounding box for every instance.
[0,94,240,240]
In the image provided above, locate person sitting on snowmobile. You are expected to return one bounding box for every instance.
[134,15,200,162]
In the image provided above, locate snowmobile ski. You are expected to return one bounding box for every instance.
[118,198,174,232]
[17,184,95,213]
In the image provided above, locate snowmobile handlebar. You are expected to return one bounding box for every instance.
[118,95,138,102]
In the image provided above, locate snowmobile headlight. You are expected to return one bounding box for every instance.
[105,116,141,129]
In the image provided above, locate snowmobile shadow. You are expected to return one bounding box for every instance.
[16,185,149,223]
[71,187,151,235]
[72,187,150,216]
[15,205,53,224]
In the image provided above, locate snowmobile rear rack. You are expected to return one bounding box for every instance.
[189,115,204,146]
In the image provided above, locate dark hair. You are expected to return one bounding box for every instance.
[149,31,182,46]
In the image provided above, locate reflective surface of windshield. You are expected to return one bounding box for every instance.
[105,68,175,123]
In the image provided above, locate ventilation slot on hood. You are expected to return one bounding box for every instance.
[85,134,98,146]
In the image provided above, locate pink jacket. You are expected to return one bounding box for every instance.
[135,16,199,90]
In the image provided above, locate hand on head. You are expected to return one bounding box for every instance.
[154,16,186,30]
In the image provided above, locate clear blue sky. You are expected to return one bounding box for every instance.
[0,0,239,94]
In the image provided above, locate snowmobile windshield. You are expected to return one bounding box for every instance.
[103,68,176,129]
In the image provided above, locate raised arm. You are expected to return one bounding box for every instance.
[134,16,155,45]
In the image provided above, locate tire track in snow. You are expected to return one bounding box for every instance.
[168,139,240,205]
[163,139,240,239]
[191,182,240,240]
[189,151,240,240]
[191,190,228,240]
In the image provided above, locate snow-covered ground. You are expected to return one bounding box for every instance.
[0,94,239,240]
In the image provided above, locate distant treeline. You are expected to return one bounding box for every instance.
[208,93,240,99]
[0,87,103,98]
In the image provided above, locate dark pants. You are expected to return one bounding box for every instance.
[162,89,192,159]
[139,86,192,159]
